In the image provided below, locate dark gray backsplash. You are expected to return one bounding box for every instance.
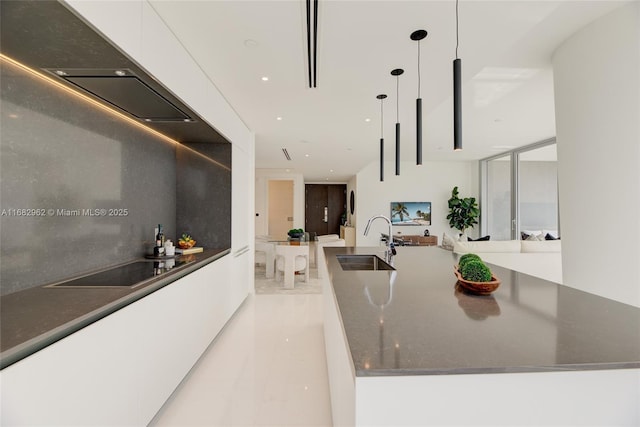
[176,143,231,250]
[0,60,230,296]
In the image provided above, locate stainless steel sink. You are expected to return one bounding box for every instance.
[336,255,395,271]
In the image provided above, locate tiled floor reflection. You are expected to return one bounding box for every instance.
[150,291,332,426]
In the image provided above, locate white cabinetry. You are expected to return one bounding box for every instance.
[340,225,356,246]
[3,1,256,424]
[232,142,255,297]
[0,257,233,426]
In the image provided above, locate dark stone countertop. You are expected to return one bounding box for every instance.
[324,246,640,377]
[0,248,229,369]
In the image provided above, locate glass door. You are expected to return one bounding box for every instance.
[518,145,558,239]
[484,154,512,240]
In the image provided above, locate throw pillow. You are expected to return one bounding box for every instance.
[526,233,544,241]
[441,233,455,251]
[468,235,490,241]
[545,233,559,240]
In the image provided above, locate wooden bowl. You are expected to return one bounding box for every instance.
[178,240,196,249]
[454,267,501,295]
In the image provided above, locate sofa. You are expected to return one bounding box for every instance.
[452,239,562,284]
[453,239,561,254]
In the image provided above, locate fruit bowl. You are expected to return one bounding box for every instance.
[178,234,196,249]
[178,240,196,249]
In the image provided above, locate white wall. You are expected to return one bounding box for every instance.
[355,160,478,246]
[553,1,640,307]
[254,170,305,236]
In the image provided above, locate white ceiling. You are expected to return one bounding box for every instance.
[149,0,628,182]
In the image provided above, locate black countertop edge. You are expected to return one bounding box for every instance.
[356,361,640,377]
[0,248,230,370]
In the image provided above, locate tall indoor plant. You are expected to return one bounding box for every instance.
[447,186,479,237]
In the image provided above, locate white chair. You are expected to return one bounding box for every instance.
[317,238,345,279]
[255,241,276,278]
[275,244,309,289]
[315,234,340,267]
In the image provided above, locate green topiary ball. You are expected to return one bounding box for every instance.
[460,259,492,282]
[458,253,481,270]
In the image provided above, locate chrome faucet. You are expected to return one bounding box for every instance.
[363,214,397,264]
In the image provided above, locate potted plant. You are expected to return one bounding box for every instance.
[446,186,479,238]
[287,228,304,240]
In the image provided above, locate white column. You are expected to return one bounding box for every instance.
[553,2,640,307]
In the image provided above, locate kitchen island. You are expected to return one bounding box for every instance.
[322,246,640,426]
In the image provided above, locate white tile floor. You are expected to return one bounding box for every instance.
[150,279,333,426]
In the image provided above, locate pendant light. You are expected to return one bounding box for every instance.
[377,94,387,182]
[391,68,404,175]
[453,0,462,151]
[410,29,428,165]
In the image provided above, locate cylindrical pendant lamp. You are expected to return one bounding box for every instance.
[453,0,462,151]
[453,58,462,151]
[377,94,387,182]
[391,68,404,175]
[411,29,428,165]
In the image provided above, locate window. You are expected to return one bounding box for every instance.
[480,139,558,240]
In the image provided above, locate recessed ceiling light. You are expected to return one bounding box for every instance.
[305,154,310,157]
[285,169,290,172]
[365,118,371,122]
[326,178,329,181]
[114,70,126,76]
[244,39,258,48]
[276,116,283,121]
[261,76,269,81]
[330,169,334,172]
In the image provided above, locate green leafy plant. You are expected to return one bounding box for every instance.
[458,253,481,270]
[460,259,492,282]
[287,228,304,236]
[447,186,479,236]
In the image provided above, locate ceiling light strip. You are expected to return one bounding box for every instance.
[313,0,319,88]
[305,0,319,88]
[306,0,312,88]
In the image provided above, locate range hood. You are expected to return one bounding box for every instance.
[43,68,193,122]
[1,0,228,144]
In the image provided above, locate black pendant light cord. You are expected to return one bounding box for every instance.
[380,98,384,136]
[396,75,400,121]
[455,0,459,59]
[417,41,421,97]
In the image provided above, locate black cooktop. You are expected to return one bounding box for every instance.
[48,259,193,288]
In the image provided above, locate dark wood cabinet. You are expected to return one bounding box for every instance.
[398,235,438,246]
